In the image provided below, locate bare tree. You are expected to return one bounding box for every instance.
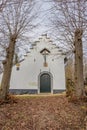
[0,0,9,12]
[49,0,87,99]
[0,0,39,100]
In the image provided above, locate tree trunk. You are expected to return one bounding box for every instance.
[74,28,84,98]
[0,35,16,100]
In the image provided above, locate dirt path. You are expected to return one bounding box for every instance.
[0,95,86,130]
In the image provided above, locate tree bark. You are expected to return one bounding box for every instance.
[0,35,16,100]
[74,29,84,98]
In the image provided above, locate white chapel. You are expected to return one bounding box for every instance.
[10,34,66,94]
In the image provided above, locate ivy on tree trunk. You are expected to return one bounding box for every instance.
[0,35,16,100]
[74,29,85,98]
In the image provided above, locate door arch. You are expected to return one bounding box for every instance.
[38,72,53,93]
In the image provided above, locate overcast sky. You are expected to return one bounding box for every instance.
[30,0,53,41]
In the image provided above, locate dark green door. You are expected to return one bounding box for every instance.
[40,73,51,93]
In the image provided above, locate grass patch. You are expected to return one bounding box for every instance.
[14,92,66,98]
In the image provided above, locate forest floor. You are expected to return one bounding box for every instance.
[0,94,87,130]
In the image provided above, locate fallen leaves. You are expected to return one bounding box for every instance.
[0,95,86,130]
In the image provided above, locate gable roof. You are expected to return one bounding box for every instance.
[40,48,50,54]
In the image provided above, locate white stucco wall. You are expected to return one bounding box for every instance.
[10,35,66,93]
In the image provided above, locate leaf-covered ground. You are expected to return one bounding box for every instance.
[0,94,86,130]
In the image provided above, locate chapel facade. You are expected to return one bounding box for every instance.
[10,34,66,94]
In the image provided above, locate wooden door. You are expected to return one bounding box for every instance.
[40,73,51,93]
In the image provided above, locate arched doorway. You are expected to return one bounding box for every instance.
[39,72,52,93]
